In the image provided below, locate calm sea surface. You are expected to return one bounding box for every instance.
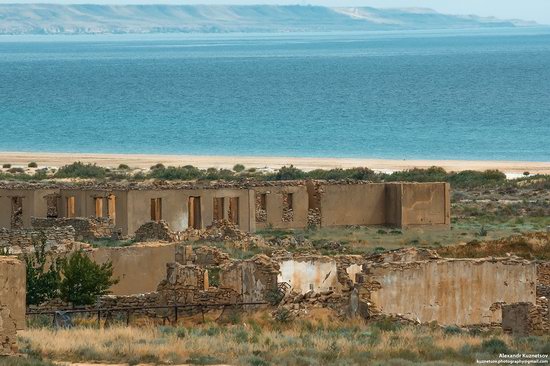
[1,28,549,161]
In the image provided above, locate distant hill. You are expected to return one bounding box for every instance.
[0,4,537,35]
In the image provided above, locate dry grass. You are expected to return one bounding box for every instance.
[16,313,550,366]
[438,232,550,260]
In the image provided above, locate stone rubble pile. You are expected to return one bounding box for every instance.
[134,220,180,242]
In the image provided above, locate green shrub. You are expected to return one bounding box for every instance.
[147,165,202,180]
[28,162,38,168]
[118,164,130,170]
[2,163,11,168]
[233,164,245,172]
[54,162,106,178]
[443,325,462,335]
[150,163,165,170]
[24,236,62,305]
[59,251,118,305]
[8,167,25,174]
[268,165,306,180]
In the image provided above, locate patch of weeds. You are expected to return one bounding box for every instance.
[372,318,402,332]
[244,355,270,366]
[377,229,387,235]
[128,353,161,366]
[176,326,186,338]
[481,338,509,355]
[234,327,249,343]
[0,357,55,366]
[443,325,463,335]
[186,354,223,365]
[274,307,293,323]
[74,346,101,361]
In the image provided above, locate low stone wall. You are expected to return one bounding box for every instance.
[0,227,75,254]
[32,217,118,241]
[502,298,549,336]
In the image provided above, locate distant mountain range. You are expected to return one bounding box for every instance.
[0,4,538,35]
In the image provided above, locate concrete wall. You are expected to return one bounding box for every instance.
[126,189,255,235]
[254,186,309,230]
[319,184,387,227]
[367,259,537,326]
[88,243,176,295]
[0,257,26,330]
[401,183,450,228]
[318,182,450,229]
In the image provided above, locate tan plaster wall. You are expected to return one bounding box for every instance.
[319,184,387,227]
[254,186,308,230]
[0,189,58,229]
[401,183,450,228]
[0,257,26,330]
[126,189,254,235]
[88,243,176,295]
[368,259,537,326]
[59,189,128,235]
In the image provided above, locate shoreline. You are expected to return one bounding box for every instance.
[0,151,549,175]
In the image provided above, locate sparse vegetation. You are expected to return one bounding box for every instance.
[28,161,38,168]
[2,163,11,168]
[14,316,549,366]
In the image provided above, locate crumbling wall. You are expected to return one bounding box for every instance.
[0,257,26,331]
[220,255,279,303]
[537,262,550,298]
[0,226,76,254]
[0,304,17,355]
[88,243,176,295]
[31,217,118,241]
[502,298,549,336]
[176,245,231,267]
[253,185,308,230]
[134,220,179,242]
[277,255,363,295]
[364,258,537,326]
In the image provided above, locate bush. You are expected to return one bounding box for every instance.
[118,164,130,170]
[28,162,38,168]
[59,251,118,306]
[8,167,25,174]
[54,162,106,178]
[24,236,62,305]
[268,165,306,180]
[150,163,165,170]
[2,163,11,168]
[147,165,203,180]
[233,164,245,172]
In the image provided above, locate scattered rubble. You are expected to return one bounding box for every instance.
[134,220,180,242]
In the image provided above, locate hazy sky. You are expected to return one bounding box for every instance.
[1,0,549,24]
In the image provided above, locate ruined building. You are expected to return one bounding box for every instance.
[0,180,450,236]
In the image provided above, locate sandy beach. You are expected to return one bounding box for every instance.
[0,151,549,175]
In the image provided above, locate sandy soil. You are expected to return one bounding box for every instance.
[1,151,549,174]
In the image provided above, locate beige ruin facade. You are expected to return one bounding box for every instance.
[0,256,25,355]
[362,258,537,326]
[0,181,450,236]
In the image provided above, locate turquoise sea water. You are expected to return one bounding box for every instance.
[0,28,549,161]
